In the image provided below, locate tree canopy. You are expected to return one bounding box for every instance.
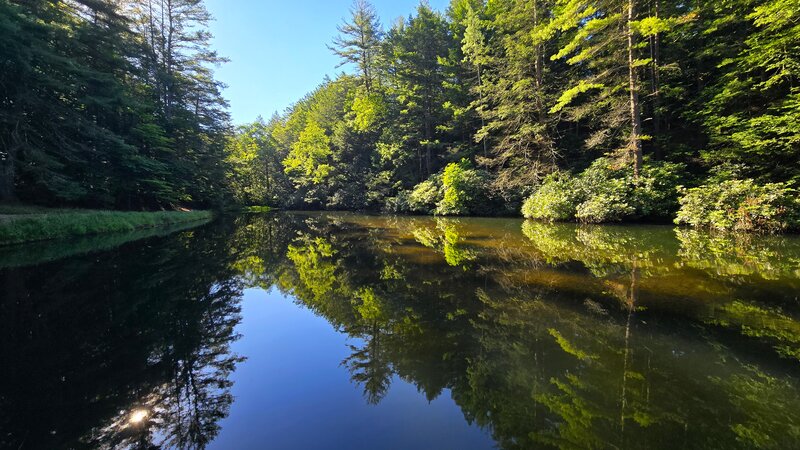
[2,0,798,230]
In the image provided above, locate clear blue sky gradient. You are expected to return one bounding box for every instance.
[206,0,450,125]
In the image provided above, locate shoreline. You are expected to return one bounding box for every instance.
[0,208,214,246]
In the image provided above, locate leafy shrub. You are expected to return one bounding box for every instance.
[575,180,636,223]
[407,174,444,214]
[383,190,411,214]
[521,173,581,221]
[436,160,489,216]
[521,158,685,223]
[675,179,800,233]
[631,162,685,218]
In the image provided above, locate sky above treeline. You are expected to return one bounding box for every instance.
[206,0,450,125]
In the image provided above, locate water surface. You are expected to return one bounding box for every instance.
[2,212,799,449]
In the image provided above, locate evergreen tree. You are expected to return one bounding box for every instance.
[384,4,456,180]
[329,0,383,93]
[471,0,559,201]
[698,0,800,184]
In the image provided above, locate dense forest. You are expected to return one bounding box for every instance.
[2,0,799,231]
[227,0,800,232]
[0,0,230,209]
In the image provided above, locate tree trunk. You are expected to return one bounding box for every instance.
[424,106,432,177]
[534,0,543,91]
[264,154,271,203]
[478,64,487,157]
[627,0,644,179]
[650,0,662,159]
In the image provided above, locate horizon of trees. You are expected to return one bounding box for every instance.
[226,0,799,229]
[1,0,798,229]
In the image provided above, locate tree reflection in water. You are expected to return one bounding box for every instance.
[273,214,800,449]
[1,212,799,449]
[0,219,249,449]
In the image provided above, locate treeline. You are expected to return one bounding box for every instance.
[229,0,800,231]
[3,0,797,231]
[0,0,230,209]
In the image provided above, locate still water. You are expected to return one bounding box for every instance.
[1,212,799,449]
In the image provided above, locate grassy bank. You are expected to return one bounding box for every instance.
[0,208,213,246]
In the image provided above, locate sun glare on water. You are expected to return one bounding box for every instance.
[129,410,149,424]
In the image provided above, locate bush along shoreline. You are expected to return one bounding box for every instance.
[519,160,800,234]
[0,210,214,246]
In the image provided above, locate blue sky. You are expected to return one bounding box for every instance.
[206,0,450,125]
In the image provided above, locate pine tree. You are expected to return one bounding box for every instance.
[699,0,800,183]
[329,0,383,93]
[470,0,558,200]
[384,3,455,180]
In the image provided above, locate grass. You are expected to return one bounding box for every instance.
[0,208,214,246]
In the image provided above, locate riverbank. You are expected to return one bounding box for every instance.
[0,207,214,245]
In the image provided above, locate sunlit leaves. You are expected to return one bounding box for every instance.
[283,121,333,185]
[550,82,605,113]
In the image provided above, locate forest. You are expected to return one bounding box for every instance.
[1,0,799,232]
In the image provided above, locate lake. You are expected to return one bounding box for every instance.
[2,212,799,449]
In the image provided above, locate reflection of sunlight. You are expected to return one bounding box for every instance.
[129,409,149,424]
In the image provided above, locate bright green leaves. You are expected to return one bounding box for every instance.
[699,0,800,184]
[461,3,489,68]
[552,13,620,64]
[283,121,333,185]
[550,81,605,113]
[676,179,800,232]
[350,93,385,132]
[437,159,482,216]
[631,16,675,36]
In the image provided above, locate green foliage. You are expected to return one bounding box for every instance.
[0,210,212,245]
[550,82,605,114]
[436,160,488,216]
[283,121,333,185]
[329,0,383,93]
[522,173,581,221]
[522,158,684,223]
[675,180,800,233]
[0,0,231,209]
[574,181,637,224]
[225,119,288,207]
[350,93,386,132]
[7,0,799,229]
[407,175,444,214]
[698,0,800,184]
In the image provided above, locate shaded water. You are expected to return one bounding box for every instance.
[2,212,800,449]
